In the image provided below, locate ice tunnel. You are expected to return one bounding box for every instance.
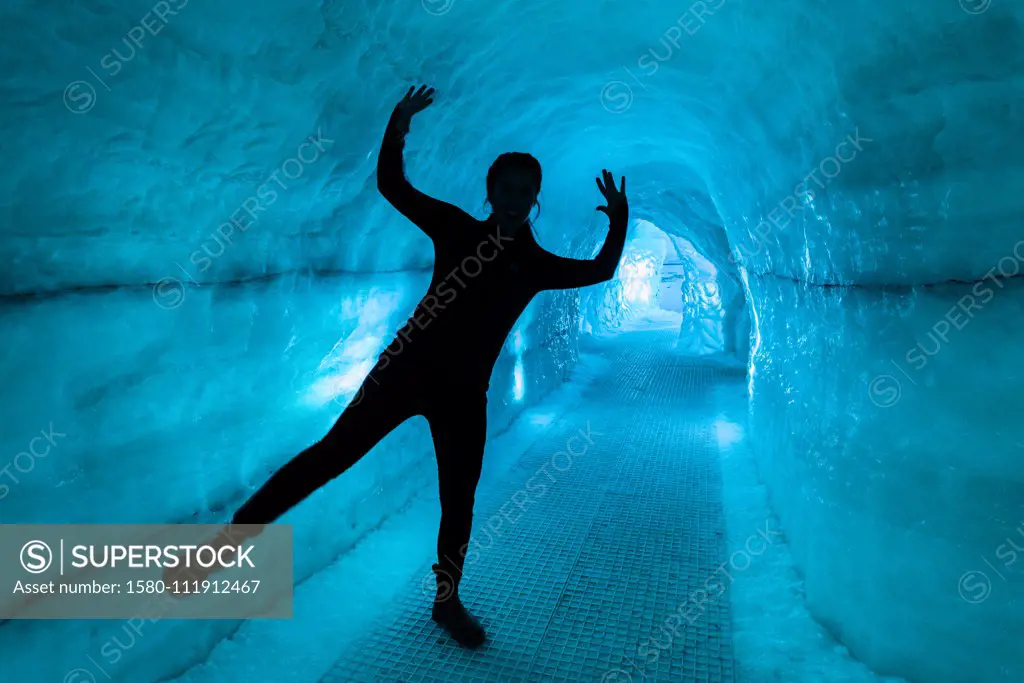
[1,0,1022,682]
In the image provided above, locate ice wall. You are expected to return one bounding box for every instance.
[721,5,1024,682]
[0,273,577,683]
[670,235,722,355]
[747,277,1024,683]
[1,0,1022,681]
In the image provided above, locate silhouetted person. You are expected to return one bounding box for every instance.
[179,85,628,648]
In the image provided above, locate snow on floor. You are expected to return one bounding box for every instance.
[162,325,899,683]
[163,345,609,683]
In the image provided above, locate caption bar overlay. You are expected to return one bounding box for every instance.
[0,525,293,619]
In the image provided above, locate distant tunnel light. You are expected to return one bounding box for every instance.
[621,256,656,305]
[623,278,653,304]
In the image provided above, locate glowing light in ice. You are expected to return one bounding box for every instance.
[305,292,404,407]
[621,256,657,305]
[325,334,383,365]
[336,361,375,391]
[712,418,744,449]
[513,359,525,401]
[737,267,761,399]
[510,326,526,402]
[309,358,376,407]
[512,328,524,353]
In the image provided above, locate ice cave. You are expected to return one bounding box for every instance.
[0,0,1022,682]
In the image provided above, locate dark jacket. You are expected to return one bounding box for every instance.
[375,112,628,386]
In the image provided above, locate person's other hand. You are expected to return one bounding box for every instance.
[394,85,435,122]
[596,169,627,220]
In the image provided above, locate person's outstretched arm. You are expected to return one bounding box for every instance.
[537,170,629,290]
[377,85,468,241]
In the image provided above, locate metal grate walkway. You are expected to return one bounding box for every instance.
[323,329,740,683]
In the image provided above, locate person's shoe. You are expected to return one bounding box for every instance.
[431,595,487,649]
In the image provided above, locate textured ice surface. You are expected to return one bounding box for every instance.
[748,276,1024,683]
[0,273,584,681]
[1,0,1022,681]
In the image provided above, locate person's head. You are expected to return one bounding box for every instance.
[485,152,542,228]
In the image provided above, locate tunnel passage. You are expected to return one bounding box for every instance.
[1,1,1022,682]
[325,330,741,683]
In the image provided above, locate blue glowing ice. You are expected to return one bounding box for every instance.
[1,0,1021,681]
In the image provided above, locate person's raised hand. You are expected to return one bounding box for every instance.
[596,169,628,220]
[394,85,435,122]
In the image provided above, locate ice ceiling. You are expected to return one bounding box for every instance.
[0,1,1022,682]
[2,0,1018,292]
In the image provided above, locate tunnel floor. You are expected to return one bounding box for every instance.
[170,324,896,683]
[323,326,740,683]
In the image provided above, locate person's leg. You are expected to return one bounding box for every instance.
[424,386,489,647]
[165,368,420,588]
[232,372,418,527]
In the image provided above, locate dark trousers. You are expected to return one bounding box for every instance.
[232,362,487,594]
